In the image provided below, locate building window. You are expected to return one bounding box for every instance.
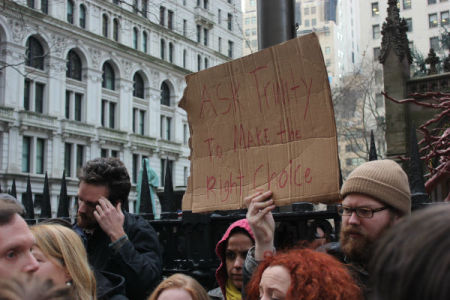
[66,50,82,81]
[372,24,380,39]
[160,82,170,106]
[23,79,45,113]
[429,13,438,28]
[160,159,173,186]
[430,36,439,50]
[113,18,119,41]
[133,0,138,13]
[132,108,146,135]
[160,117,172,141]
[36,138,45,174]
[304,7,309,15]
[168,10,174,30]
[169,42,174,63]
[102,14,109,38]
[101,148,118,158]
[428,0,437,4]
[371,2,379,16]
[312,18,316,26]
[203,28,208,46]
[160,39,165,60]
[325,47,331,54]
[218,9,221,24]
[183,19,187,36]
[142,31,148,53]
[227,13,233,31]
[204,57,208,69]
[183,49,187,68]
[228,40,234,58]
[373,47,380,61]
[41,0,48,14]
[65,91,83,121]
[79,4,86,28]
[22,136,31,173]
[218,37,222,53]
[160,6,165,26]
[403,0,411,9]
[196,25,201,43]
[441,11,449,26]
[204,0,209,9]
[26,36,45,70]
[133,73,144,99]
[183,123,188,144]
[197,54,201,71]
[102,62,115,90]
[142,0,148,17]
[184,166,188,186]
[101,100,117,129]
[64,143,84,177]
[67,0,74,24]
[133,27,138,50]
[132,154,148,183]
[305,19,310,27]
[405,18,412,32]
[27,0,34,8]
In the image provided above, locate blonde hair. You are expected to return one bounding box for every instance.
[148,274,209,300]
[30,224,96,300]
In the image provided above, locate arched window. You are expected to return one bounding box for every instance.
[133,27,138,50]
[102,62,115,90]
[67,0,74,24]
[79,4,86,29]
[26,36,44,70]
[102,14,109,38]
[113,18,119,41]
[66,50,82,80]
[160,39,165,60]
[169,42,174,63]
[142,31,148,53]
[160,82,170,106]
[133,73,144,98]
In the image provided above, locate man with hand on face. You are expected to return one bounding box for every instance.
[243,160,411,297]
[0,194,39,279]
[73,157,162,300]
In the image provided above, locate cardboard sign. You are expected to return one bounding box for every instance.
[180,33,339,213]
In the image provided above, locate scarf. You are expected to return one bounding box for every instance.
[225,278,241,300]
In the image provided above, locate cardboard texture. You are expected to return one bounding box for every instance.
[179,33,340,213]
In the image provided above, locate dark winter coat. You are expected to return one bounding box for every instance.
[74,212,162,300]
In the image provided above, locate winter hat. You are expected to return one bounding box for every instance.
[341,160,411,215]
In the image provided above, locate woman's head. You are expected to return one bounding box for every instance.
[247,248,362,300]
[30,224,96,299]
[148,274,209,300]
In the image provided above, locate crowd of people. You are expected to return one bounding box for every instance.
[0,157,448,300]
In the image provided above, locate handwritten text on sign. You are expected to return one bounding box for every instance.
[180,33,339,213]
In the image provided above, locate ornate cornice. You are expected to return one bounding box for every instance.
[379,0,412,65]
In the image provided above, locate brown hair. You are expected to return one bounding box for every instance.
[369,204,450,300]
[246,248,362,300]
[0,194,23,225]
[78,157,131,205]
[148,274,209,300]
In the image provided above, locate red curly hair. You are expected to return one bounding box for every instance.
[246,248,362,300]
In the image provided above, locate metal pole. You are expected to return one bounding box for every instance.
[257,0,296,50]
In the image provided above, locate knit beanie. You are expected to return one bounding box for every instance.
[341,160,411,216]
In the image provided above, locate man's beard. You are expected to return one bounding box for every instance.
[76,213,97,229]
[340,225,375,266]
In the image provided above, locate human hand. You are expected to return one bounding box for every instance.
[94,197,126,242]
[245,190,276,260]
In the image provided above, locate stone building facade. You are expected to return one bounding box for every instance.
[0,0,242,214]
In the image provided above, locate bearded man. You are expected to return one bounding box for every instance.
[337,159,411,294]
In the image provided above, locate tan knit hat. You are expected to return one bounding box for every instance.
[341,160,411,215]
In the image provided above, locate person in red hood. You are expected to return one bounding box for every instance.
[208,219,255,300]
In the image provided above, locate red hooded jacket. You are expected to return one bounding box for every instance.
[214,219,255,299]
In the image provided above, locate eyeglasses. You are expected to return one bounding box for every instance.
[337,205,388,218]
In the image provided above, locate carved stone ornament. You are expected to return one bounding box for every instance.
[50,34,66,58]
[89,48,102,69]
[379,0,412,65]
[121,59,133,78]
[8,18,25,43]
